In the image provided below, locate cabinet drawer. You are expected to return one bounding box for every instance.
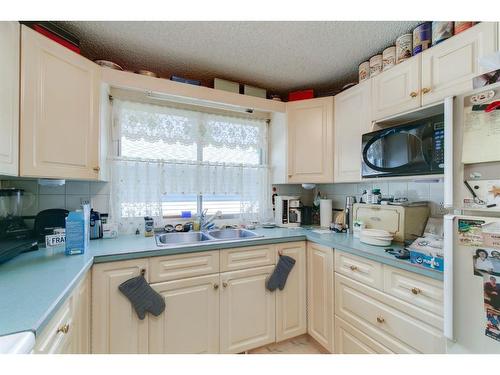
[383,266,443,316]
[34,298,73,354]
[335,274,444,353]
[334,316,393,354]
[149,250,219,283]
[335,250,383,290]
[220,244,275,272]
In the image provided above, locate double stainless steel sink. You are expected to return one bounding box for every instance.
[155,228,263,247]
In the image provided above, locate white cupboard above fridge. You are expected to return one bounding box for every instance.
[421,22,497,106]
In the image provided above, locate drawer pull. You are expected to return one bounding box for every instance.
[213,283,219,290]
[410,91,418,98]
[93,166,100,172]
[349,265,358,271]
[376,316,385,324]
[223,282,228,288]
[422,87,431,94]
[411,287,422,295]
[57,324,70,334]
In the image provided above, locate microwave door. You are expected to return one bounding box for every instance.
[362,129,424,175]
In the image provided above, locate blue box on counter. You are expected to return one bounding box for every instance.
[170,75,201,86]
[409,249,444,272]
[65,205,90,255]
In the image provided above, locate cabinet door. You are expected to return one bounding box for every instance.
[72,272,91,354]
[275,242,307,342]
[333,81,372,183]
[20,25,101,180]
[220,265,276,353]
[371,56,421,121]
[34,298,74,354]
[91,259,149,354]
[0,22,20,176]
[334,316,393,354]
[421,22,497,106]
[286,97,334,183]
[149,274,220,354]
[307,242,334,352]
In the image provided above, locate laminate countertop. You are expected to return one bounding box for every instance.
[0,227,442,337]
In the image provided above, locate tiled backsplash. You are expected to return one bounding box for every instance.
[316,180,445,217]
[1,179,110,216]
[274,180,445,218]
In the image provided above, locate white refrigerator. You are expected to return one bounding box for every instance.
[444,81,500,353]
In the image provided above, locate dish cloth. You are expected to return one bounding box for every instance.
[266,255,296,291]
[118,275,165,320]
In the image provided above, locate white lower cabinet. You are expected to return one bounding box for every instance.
[275,242,307,342]
[335,273,444,354]
[149,274,220,354]
[91,259,149,354]
[220,265,276,353]
[34,271,90,354]
[307,242,334,352]
[334,316,393,354]
[72,272,91,354]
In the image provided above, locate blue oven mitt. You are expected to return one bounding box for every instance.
[118,275,165,320]
[266,255,296,291]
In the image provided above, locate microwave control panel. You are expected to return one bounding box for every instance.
[433,122,445,167]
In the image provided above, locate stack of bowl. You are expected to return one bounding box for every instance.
[359,229,394,247]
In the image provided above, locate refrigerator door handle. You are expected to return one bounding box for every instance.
[443,96,454,208]
[443,214,455,341]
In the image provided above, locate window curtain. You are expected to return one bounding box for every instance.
[109,100,271,233]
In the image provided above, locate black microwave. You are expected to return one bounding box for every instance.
[361,114,445,178]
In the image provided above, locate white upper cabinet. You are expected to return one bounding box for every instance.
[286,97,334,183]
[421,22,497,106]
[20,25,101,180]
[0,22,20,176]
[371,55,421,121]
[333,80,372,183]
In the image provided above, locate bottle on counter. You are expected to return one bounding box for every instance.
[371,189,382,204]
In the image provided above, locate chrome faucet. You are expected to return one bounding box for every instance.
[199,210,222,231]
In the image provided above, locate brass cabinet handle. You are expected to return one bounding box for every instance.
[213,283,219,290]
[422,87,431,94]
[57,324,70,334]
[349,265,358,271]
[411,287,422,295]
[93,166,100,172]
[376,316,385,324]
[222,282,228,288]
[410,91,418,98]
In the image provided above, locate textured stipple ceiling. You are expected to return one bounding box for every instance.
[58,21,421,96]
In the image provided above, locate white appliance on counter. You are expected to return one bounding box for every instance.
[274,196,301,227]
[444,81,500,353]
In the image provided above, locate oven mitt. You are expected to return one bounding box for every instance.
[266,255,296,291]
[118,275,165,320]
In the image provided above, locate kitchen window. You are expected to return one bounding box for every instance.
[109,99,270,233]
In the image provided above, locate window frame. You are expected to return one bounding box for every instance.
[116,106,268,220]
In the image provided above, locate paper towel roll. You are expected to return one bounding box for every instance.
[320,199,333,228]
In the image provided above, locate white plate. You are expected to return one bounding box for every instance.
[360,236,392,247]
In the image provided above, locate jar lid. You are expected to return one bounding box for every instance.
[0,188,24,196]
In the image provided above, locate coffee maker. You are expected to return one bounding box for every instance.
[274,196,302,227]
[0,188,37,264]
